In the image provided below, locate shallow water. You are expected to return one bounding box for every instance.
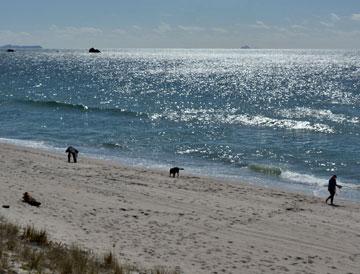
[1,48,359,200]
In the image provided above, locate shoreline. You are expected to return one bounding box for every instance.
[0,142,359,273]
[1,137,358,203]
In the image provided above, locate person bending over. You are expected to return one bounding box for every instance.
[66,146,79,163]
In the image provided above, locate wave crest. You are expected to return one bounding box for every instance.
[151,108,334,133]
[15,99,147,118]
[102,142,124,149]
[278,107,359,124]
[19,99,89,110]
[248,164,282,176]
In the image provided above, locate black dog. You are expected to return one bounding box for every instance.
[169,167,184,177]
[66,146,79,163]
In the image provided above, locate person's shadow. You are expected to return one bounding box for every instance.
[330,204,343,207]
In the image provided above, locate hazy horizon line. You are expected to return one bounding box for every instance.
[2,45,360,50]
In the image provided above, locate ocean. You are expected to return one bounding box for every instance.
[1,48,359,201]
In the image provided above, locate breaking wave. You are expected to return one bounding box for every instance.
[281,170,360,190]
[15,99,147,118]
[17,99,89,111]
[277,107,359,124]
[101,142,125,149]
[248,164,282,176]
[151,109,335,133]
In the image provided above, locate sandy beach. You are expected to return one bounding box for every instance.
[0,142,359,274]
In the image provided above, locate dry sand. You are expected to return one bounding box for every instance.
[0,142,359,274]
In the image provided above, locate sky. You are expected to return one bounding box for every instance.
[1,0,360,49]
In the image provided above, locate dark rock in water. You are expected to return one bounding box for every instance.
[2,205,10,208]
[89,47,101,53]
[6,49,15,52]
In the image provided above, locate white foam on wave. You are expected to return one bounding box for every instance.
[281,170,360,190]
[177,148,203,155]
[226,114,334,133]
[278,107,359,124]
[281,170,326,187]
[0,137,50,150]
[151,108,334,133]
[0,137,67,155]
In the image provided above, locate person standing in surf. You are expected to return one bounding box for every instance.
[325,175,342,205]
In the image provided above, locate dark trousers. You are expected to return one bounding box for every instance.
[326,189,335,204]
[68,152,77,163]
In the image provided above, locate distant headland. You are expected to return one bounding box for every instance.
[0,44,42,49]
